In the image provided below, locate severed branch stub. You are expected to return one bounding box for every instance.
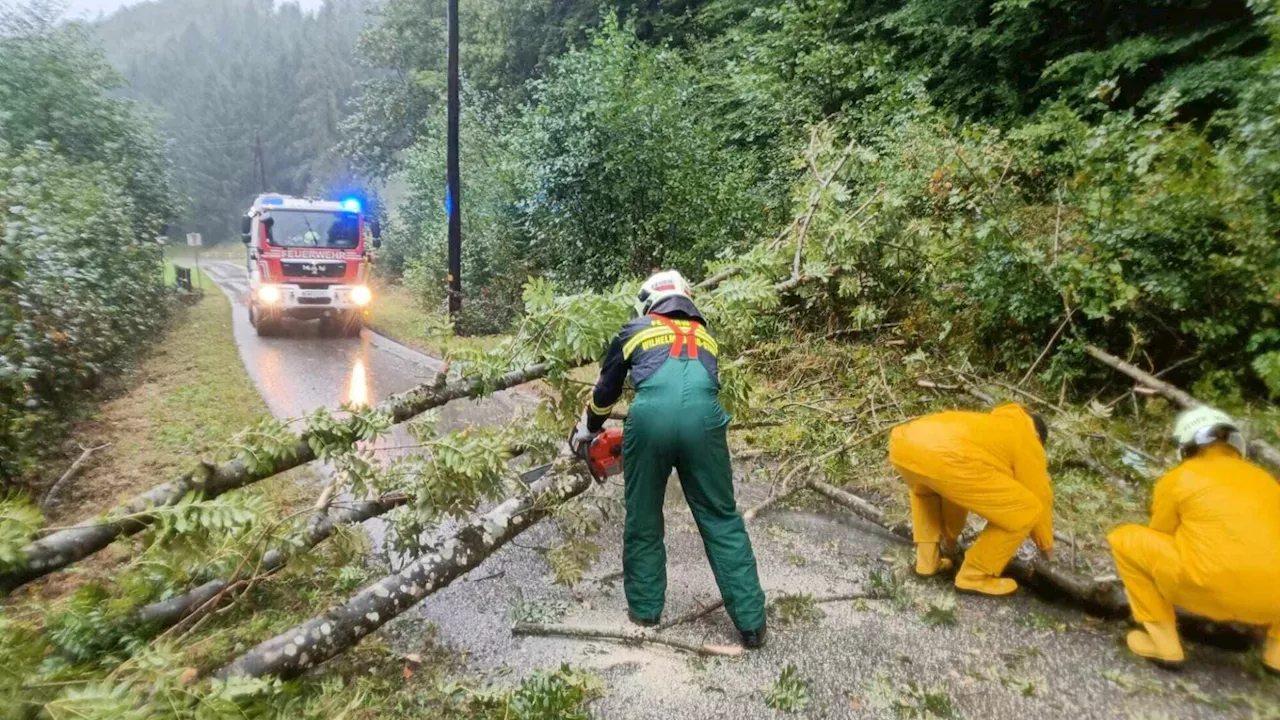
[217,462,594,680]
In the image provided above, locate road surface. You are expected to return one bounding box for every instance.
[202,260,528,431]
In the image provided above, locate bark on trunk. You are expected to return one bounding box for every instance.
[217,463,593,680]
[136,493,409,629]
[0,364,549,595]
[1085,345,1280,471]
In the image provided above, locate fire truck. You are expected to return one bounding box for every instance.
[240,194,380,337]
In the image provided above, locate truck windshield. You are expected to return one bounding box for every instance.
[264,210,360,249]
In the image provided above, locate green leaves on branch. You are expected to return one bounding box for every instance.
[0,497,41,573]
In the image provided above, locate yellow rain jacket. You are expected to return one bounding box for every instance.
[889,404,1054,552]
[1109,444,1280,626]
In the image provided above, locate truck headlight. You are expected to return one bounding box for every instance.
[258,285,282,304]
[351,286,372,306]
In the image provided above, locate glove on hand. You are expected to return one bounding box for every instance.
[568,411,601,459]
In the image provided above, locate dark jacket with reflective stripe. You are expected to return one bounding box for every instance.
[585,296,720,432]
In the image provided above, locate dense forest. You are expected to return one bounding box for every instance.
[93,0,376,241]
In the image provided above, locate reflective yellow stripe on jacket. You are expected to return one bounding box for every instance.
[622,320,718,360]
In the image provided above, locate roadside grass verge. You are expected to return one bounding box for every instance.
[46,266,271,524]
[366,279,506,357]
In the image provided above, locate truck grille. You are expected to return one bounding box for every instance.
[281,261,347,279]
[296,297,332,305]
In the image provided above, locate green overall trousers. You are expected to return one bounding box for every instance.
[621,325,766,632]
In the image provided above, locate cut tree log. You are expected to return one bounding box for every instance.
[0,363,550,595]
[217,462,594,680]
[1085,345,1280,471]
[512,622,744,657]
[136,493,409,629]
[806,479,1126,616]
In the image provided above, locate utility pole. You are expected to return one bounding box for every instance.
[254,131,268,193]
[445,0,462,317]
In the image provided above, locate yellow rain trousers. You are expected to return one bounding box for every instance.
[888,404,1054,578]
[1108,444,1280,660]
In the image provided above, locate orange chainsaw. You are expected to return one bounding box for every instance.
[586,427,624,482]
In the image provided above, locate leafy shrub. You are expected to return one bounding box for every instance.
[0,6,173,488]
[0,145,168,487]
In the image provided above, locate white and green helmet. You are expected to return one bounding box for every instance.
[634,270,693,316]
[1173,406,1246,458]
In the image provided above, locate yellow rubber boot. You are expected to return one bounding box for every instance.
[1264,626,1280,676]
[915,543,954,576]
[954,563,1018,596]
[1126,622,1185,668]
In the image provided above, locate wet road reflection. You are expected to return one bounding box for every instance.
[347,359,369,408]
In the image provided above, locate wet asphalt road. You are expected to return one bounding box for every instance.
[203,260,528,431]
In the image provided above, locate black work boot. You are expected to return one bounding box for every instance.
[628,609,660,628]
[740,624,767,650]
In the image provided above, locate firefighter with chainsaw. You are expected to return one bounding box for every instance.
[569,271,768,648]
[887,404,1055,596]
[1107,408,1280,672]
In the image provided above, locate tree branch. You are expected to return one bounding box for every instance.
[512,622,743,657]
[217,462,594,680]
[1086,345,1280,471]
[41,443,110,511]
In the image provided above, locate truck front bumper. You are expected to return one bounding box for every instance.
[256,284,370,319]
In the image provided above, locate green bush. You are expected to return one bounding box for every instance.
[0,6,173,488]
[0,145,168,487]
[513,15,781,289]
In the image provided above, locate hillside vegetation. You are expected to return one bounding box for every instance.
[363,0,1280,397]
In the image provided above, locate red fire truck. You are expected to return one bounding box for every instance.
[240,194,380,337]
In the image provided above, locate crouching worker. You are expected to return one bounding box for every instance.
[887,404,1054,596]
[1107,408,1280,671]
[568,271,768,649]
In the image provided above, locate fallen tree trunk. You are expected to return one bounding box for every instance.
[1085,345,1280,471]
[806,478,1256,644]
[217,462,593,680]
[807,478,1127,616]
[0,364,549,595]
[136,493,410,629]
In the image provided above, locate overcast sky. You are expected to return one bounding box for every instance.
[63,0,325,20]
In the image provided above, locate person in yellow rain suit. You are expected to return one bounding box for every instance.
[887,404,1054,596]
[1107,407,1280,672]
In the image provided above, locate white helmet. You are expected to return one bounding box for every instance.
[1173,406,1245,459]
[634,270,693,316]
